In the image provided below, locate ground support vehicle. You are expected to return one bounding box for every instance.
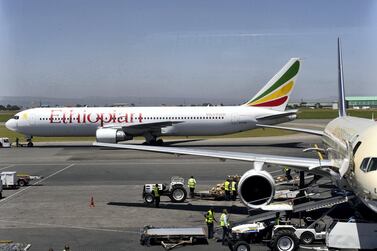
[15,173,42,187]
[142,176,187,204]
[140,226,207,250]
[0,241,31,251]
[0,172,18,189]
[0,172,42,188]
[0,137,11,148]
[226,222,270,251]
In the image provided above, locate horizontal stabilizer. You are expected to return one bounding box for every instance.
[256,110,297,121]
[256,124,324,136]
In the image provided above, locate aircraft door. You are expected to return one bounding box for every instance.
[231,114,239,124]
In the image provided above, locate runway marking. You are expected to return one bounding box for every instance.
[0,164,75,206]
[0,219,138,234]
[0,164,14,171]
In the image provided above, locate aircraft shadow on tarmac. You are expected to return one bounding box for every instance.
[107,201,249,215]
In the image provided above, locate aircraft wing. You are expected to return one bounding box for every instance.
[93,142,333,176]
[103,121,183,131]
[256,124,324,136]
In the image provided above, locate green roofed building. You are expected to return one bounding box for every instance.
[346,96,377,108]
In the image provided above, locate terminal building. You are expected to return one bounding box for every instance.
[346,96,377,108]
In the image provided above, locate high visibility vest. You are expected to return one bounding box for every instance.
[283,166,289,172]
[275,217,280,225]
[224,181,230,191]
[231,181,237,191]
[153,186,160,197]
[188,178,196,188]
[205,210,214,224]
[220,213,229,227]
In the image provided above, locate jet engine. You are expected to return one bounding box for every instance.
[238,169,275,209]
[96,128,133,143]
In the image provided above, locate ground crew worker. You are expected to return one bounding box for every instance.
[224,179,231,201]
[15,137,19,147]
[220,209,230,245]
[63,245,70,251]
[205,207,216,239]
[274,212,281,225]
[153,184,160,208]
[283,166,292,181]
[187,176,196,198]
[231,179,237,201]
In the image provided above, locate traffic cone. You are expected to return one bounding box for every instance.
[89,196,95,208]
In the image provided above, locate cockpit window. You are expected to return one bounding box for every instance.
[367,158,377,172]
[13,116,19,120]
[360,158,370,172]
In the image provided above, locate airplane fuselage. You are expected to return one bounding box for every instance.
[323,116,377,212]
[6,106,295,137]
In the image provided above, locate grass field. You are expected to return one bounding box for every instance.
[0,112,15,122]
[297,108,377,119]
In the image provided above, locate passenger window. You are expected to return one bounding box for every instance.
[360,158,370,172]
[367,158,377,172]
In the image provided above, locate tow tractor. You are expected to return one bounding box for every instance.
[226,220,327,251]
[142,176,187,204]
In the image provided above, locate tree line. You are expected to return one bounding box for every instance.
[0,104,21,111]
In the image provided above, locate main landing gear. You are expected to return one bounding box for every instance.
[143,134,164,146]
[25,136,34,147]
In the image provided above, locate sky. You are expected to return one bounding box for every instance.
[0,0,376,104]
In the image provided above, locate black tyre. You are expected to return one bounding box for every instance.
[144,193,155,204]
[27,142,33,147]
[300,231,314,245]
[156,139,164,145]
[18,179,26,187]
[271,229,299,251]
[170,186,187,203]
[0,192,2,199]
[233,241,250,251]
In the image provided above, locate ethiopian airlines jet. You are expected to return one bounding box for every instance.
[6,58,300,146]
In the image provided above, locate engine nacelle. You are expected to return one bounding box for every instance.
[238,169,275,209]
[96,128,133,143]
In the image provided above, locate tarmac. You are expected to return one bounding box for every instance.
[0,134,321,251]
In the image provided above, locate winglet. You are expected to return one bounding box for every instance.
[338,38,346,117]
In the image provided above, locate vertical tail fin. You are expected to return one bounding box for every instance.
[243,58,300,111]
[338,38,346,117]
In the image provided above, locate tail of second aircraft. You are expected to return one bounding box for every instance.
[242,58,300,111]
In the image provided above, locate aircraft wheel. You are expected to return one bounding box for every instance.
[27,142,33,147]
[156,139,164,145]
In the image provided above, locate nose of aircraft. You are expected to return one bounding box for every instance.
[5,119,17,131]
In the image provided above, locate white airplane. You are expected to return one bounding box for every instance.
[5,58,300,146]
[94,39,377,215]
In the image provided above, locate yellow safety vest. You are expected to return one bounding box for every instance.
[153,186,160,197]
[275,217,280,225]
[220,213,229,227]
[188,178,196,188]
[205,210,214,224]
[283,166,289,172]
[224,181,230,191]
[231,181,236,191]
